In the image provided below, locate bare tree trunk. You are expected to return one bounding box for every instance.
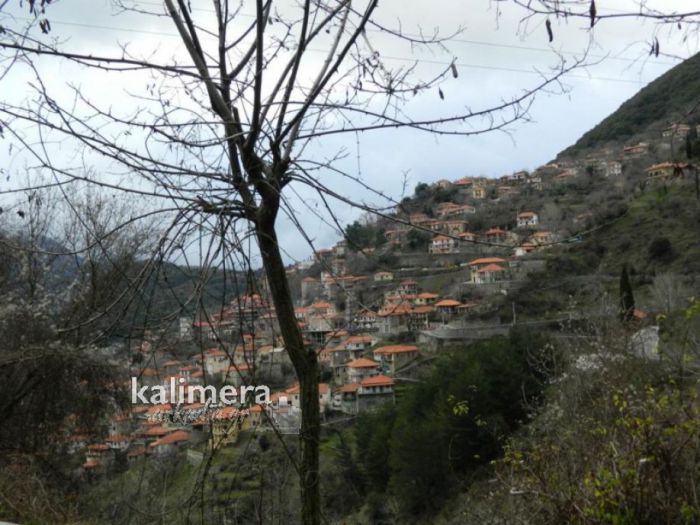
[256,217,321,525]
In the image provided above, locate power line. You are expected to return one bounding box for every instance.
[11,6,683,68]
[110,0,689,65]
[8,16,667,85]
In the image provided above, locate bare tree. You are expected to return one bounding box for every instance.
[3,1,700,523]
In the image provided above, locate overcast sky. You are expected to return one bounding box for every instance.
[2,0,699,264]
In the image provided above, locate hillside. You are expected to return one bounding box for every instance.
[562,51,700,156]
[7,46,700,525]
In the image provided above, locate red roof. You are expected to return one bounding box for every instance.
[374,345,418,355]
[477,264,506,273]
[360,375,395,387]
[453,177,473,186]
[469,257,506,266]
[412,306,434,314]
[435,299,461,307]
[346,358,379,369]
[345,335,374,345]
[310,302,332,309]
[150,430,191,447]
[432,235,452,242]
[337,383,360,393]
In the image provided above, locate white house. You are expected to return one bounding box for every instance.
[429,235,457,254]
[516,211,539,227]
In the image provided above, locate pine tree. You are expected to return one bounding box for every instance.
[619,265,635,322]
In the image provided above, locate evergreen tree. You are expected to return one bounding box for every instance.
[686,125,698,160]
[619,265,635,322]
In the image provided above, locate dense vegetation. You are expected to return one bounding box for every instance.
[563,52,700,155]
[322,330,553,521]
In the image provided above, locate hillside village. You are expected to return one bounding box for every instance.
[7,1,700,522]
[70,114,699,476]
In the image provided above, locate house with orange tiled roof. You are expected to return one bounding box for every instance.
[459,231,478,243]
[473,263,508,284]
[334,383,360,414]
[344,358,380,383]
[442,204,476,218]
[376,302,412,335]
[429,234,457,254]
[516,211,539,228]
[484,227,507,243]
[468,256,507,268]
[353,308,377,331]
[414,292,439,306]
[342,335,376,352]
[435,201,461,217]
[453,176,473,187]
[645,161,693,179]
[334,375,395,414]
[398,279,418,295]
[623,142,648,156]
[409,305,434,330]
[357,375,395,411]
[150,430,191,455]
[435,299,462,316]
[467,257,509,284]
[308,301,335,316]
[373,345,419,375]
[441,219,468,235]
